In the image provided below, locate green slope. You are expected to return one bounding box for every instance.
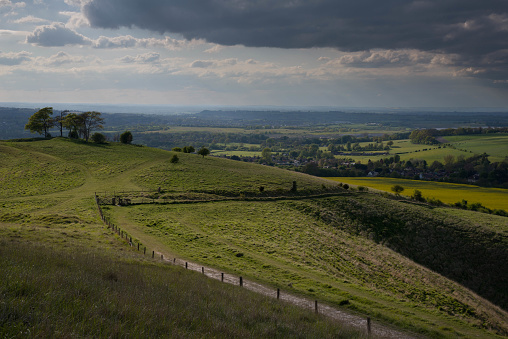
[1,138,507,338]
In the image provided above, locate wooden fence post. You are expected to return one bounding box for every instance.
[137,243,140,251]
[152,251,154,258]
[202,267,204,274]
[315,300,318,314]
[277,288,280,300]
[144,247,146,255]
[240,276,243,287]
[185,262,188,269]
[161,254,163,260]
[173,258,176,264]
[367,317,371,336]
[221,273,224,282]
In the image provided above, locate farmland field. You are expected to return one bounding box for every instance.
[325,177,508,211]
[441,133,508,163]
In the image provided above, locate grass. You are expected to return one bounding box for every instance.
[0,240,362,338]
[1,137,507,338]
[0,138,366,338]
[103,197,508,338]
[325,177,508,211]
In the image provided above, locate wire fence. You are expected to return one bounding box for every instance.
[94,193,414,339]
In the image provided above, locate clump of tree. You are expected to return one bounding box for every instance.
[25,107,54,138]
[120,131,133,144]
[25,108,104,142]
[409,129,439,145]
[183,146,195,153]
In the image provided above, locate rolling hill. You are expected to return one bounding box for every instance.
[1,137,507,338]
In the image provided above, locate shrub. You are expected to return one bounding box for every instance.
[412,189,424,202]
[172,147,182,152]
[170,155,179,164]
[342,184,349,190]
[183,146,195,153]
[391,184,404,195]
[91,132,106,144]
[120,131,133,144]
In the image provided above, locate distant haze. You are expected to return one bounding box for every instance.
[1,102,507,115]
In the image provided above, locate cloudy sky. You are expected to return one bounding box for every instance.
[1,0,508,108]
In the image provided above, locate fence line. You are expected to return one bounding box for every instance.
[94,193,413,339]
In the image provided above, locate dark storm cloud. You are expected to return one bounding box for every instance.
[82,0,508,80]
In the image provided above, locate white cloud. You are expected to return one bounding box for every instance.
[59,11,89,28]
[204,45,224,54]
[11,15,49,24]
[26,22,91,46]
[33,51,86,66]
[91,35,204,50]
[191,60,215,68]
[0,0,25,8]
[0,51,31,65]
[120,52,160,64]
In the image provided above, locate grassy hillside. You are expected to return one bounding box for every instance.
[0,138,365,338]
[1,138,507,338]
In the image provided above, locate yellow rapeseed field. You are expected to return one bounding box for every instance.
[325,177,508,211]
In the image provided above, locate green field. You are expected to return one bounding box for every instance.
[1,138,507,338]
[325,177,508,211]
[441,133,508,163]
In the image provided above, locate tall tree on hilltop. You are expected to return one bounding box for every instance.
[25,107,54,138]
[80,111,104,142]
[62,112,81,139]
[54,110,69,137]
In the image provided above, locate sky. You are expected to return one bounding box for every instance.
[1,0,508,109]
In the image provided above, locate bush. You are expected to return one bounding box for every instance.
[120,131,133,144]
[172,147,182,152]
[170,154,179,164]
[183,146,195,153]
[91,132,106,144]
[391,184,404,195]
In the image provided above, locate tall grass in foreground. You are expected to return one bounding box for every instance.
[0,240,366,338]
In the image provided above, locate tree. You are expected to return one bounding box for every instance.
[172,147,182,152]
[54,110,69,137]
[391,184,404,196]
[62,112,81,138]
[120,131,133,144]
[25,107,54,138]
[412,189,424,202]
[198,147,210,158]
[261,147,272,163]
[80,111,104,142]
[91,132,106,144]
